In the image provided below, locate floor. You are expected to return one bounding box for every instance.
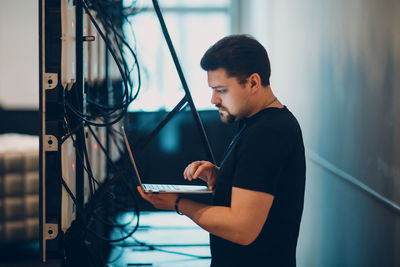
[0,212,211,267]
[108,211,211,267]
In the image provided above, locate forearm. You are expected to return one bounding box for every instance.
[137,186,271,245]
[178,198,252,245]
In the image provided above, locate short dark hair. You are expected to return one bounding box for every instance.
[200,34,271,86]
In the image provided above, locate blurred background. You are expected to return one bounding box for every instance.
[0,0,399,266]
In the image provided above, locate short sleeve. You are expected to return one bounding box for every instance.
[232,126,288,195]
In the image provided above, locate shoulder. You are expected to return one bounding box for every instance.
[238,107,302,153]
[255,107,301,137]
[245,108,296,136]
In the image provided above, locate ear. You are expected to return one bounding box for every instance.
[248,73,262,94]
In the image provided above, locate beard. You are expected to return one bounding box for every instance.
[217,107,236,124]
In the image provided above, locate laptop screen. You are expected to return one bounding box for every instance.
[121,126,144,186]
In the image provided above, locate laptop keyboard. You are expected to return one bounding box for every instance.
[143,184,210,192]
[144,184,181,191]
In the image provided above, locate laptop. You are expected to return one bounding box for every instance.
[121,126,213,194]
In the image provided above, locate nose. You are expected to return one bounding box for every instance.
[211,90,221,105]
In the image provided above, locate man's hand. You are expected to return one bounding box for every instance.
[183,161,219,189]
[137,186,178,211]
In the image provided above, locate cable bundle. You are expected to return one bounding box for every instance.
[65,0,142,127]
[58,1,145,265]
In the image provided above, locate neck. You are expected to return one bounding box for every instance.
[264,96,277,108]
[262,85,283,108]
[248,86,282,117]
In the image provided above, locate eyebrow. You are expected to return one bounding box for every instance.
[211,85,226,89]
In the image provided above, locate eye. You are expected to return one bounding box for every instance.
[217,89,228,94]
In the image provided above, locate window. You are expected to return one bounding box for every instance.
[124,0,230,111]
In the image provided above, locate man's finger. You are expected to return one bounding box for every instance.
[189,161,201,177]
[183,166,189,179]
[193,164,205,179]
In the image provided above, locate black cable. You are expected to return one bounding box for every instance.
[84,0,129,97]
[63,117,101,190]
[61,121,85,144]
[82,134,95,198]
[103,2,142,104]
[66,101,127,127]
[58,145,140,244]
[84,0,141,107]
[107,243,125,264]
[56,1,145,265]
[65,0,142,130]
[93,209,135,228]
[83,124,142,243]
[62,113,141,243]
[108,126,125,156]
[65,1,137,127]
[119,236,211,260]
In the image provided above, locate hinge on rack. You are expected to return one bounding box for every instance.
[43,73,58,90]
[44,223,58,240]
[44,135,58,151]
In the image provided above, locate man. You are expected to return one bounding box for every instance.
[138,34,306,266]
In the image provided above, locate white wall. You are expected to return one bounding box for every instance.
[0,0,38,109]
[238,0,400,266]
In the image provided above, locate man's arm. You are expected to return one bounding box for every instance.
[180,187,273,245]
[138,186,274,246]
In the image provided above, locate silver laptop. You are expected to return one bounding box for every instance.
[122,126,213,194]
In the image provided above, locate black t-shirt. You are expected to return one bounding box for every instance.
[210,106,306,267]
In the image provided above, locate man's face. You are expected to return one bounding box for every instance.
[207,68,252,124]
